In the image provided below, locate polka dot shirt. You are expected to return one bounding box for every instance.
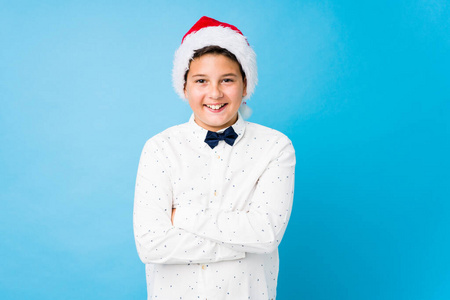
[134,114,296,300]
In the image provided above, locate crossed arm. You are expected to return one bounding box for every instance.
[134,138,295,264]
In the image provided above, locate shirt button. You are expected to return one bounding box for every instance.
[202,265,206,270]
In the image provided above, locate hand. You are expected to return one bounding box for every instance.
[171,208,176,225]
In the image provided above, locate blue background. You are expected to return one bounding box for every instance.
[1,0,449,299]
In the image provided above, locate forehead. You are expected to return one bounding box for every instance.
[188,54,241,74]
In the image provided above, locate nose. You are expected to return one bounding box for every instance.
[209,83,223,99]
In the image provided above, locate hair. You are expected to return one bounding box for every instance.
[183,45,246,86]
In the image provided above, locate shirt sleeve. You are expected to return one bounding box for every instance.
[174,136,296,254]
[133,139,245,265]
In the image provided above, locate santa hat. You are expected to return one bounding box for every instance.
[172,16,257,118]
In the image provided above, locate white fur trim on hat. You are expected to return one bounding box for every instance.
[172,26,258,103]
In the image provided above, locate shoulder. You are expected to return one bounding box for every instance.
[244,121,294,149]
[242,121,296,166]
[142,122,191,150]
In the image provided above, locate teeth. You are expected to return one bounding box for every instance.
[206,104,225,110]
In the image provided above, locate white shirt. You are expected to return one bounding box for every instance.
[134,114,296,300]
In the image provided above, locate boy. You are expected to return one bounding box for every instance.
[134,16,295,299]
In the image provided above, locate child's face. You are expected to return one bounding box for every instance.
[184,54,247,132]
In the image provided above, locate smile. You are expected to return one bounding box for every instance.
[205,103,226,110]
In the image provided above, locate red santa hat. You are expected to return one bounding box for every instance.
[172,16,257,118]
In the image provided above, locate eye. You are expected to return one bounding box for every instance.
[222,78,234,83]
[195,79,206,84]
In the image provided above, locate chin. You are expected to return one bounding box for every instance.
[206,121,228,129]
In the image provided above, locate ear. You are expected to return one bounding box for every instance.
[242,77,247,97]
[184,82,188,98]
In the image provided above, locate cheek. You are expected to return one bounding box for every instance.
[187,99,199,113]
[185,86,197,101]
[229,88,245,103]
[187,90,204,107]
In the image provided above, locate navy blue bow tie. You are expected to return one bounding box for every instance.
[204,126,238,149]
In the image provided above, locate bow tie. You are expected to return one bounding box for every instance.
[204,126,238,149]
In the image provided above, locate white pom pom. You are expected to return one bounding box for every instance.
[239,102,252,119]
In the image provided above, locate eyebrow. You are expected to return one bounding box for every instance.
[221,73,238,77]
[191,73,238,78]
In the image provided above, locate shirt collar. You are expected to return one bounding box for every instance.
[188,112,246,148]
